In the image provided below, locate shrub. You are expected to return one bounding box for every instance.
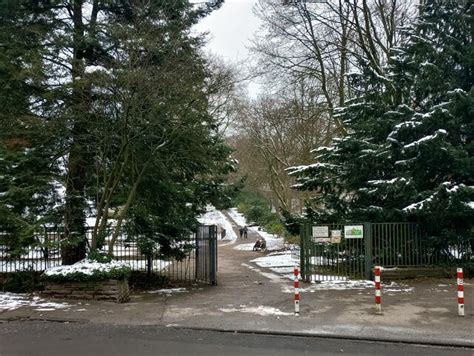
[2,268,43,293]
[41,259,131,283]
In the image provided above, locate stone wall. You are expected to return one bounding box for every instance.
[43,279,130,303]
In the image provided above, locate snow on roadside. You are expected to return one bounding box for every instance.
[220,305,292,316]
[233,243,255,251]
[227,208,247,227]
[146,288,187,295]
[0,293,70,312]
[251,253,298,269]
[197,206,237,241]
[248,251,415,294]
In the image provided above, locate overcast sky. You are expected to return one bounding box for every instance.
[195,0,260,62]
[194,0,262,96]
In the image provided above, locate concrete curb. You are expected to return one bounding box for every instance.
[1,314,472,349]
[167,325,474,349]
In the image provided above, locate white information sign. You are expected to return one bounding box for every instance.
[312,226,329,238]
[313,226,329,237]
[312,226,330,242]
[344,225,364,239]
[330,230,342,244]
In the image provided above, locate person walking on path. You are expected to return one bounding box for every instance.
[243,226,248,238]
[239,227,243,238]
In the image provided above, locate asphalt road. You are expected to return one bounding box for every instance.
[0,321,472,356]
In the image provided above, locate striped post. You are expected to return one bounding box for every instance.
[374,266,382,315]
[457,268,465,317]
[294,266,300,316]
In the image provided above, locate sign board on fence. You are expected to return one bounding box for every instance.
[344,225,364,239]
[312,226,329,237]
[312,226,330,242]
[330,230,342,243]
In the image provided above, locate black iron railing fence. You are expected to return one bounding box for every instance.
[300,222,472,282]
[0,225,218,285]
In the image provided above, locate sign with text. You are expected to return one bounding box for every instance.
[344,225,364,239]
[312,226,330,242]
[330,230,342,244]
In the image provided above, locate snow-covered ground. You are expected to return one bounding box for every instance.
[228,208,285,251]
[197,206,237,241]
[146,288,188,295]
[220,305,292,316]
[227,208,247,227]
[0,293,70,312]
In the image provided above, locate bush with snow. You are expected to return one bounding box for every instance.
[42,259,131,282]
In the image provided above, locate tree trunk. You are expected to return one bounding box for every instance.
[62,0,90,265]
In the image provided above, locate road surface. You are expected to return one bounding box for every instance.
[0,321,471,356]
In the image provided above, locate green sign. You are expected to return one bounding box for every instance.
[344,225,363,239]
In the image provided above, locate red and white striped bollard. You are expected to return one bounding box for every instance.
[374,266,382,315]
[294,266,300,316]
[457,268,465,317]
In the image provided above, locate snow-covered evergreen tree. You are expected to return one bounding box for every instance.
[290,1,473,248]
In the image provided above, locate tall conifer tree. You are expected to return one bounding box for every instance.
[291,1,473,249]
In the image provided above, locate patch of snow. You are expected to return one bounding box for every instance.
[0,258,170,273]
[198,206,237,241]
[403,192,436,211]
[251,253,298,268]
[310,256,344,266]
[0,292,70,312]
[124,259,171,272]
[85,65,112,76]
[281,280,375,293]
[219,305,292,316]
[44,259,128,277]
[384,288,414,293]
[403,129,447,149]
[288,163,338,175]
[368,178,408,185]
[227,208,247,227]
[146,288,187,295]
[233,243,255,251]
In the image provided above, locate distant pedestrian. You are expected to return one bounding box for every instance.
[243,226,248,238]
[239,227,243,238]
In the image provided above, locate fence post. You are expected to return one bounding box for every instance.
[374,266,382,315]
[210,225,218,286]
[457,268,465,317]
[364,222,373,280]
[294,266,300,316]
[146,253,152,280]
[300,224,306,282]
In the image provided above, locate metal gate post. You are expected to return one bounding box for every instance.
[300,222,312,283]
[209,225,218,285]
[300,224,306,282]
[364,222,373,280]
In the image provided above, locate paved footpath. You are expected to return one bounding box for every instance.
[1,213,473,348]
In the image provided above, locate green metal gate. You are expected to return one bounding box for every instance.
[195,225,218,285]
[300,222,432,282]
[300,223,371,281]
